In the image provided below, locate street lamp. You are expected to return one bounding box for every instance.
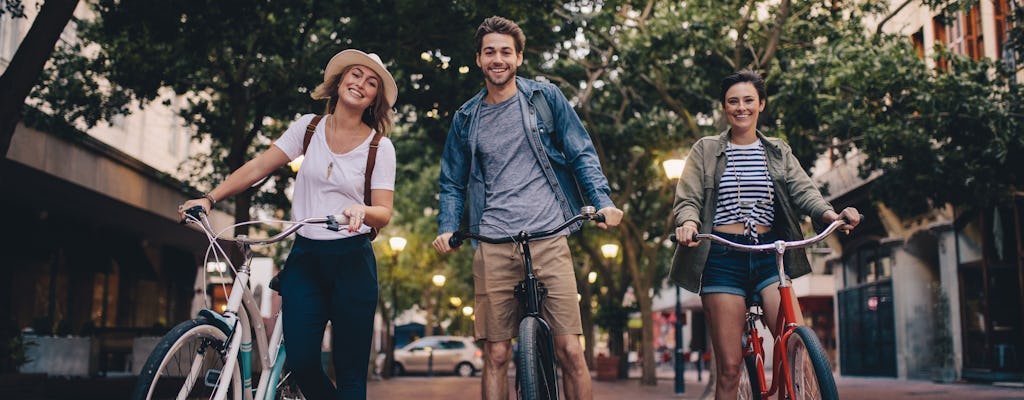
[663,158,686,394]
[587,271,598,284]
[389,236,407,253]
[432,274,446,335]
[600,244,619,260]
[662,158,685,180]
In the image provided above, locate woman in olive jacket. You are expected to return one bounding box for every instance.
[670,70,860,399]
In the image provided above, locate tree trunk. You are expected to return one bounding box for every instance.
[607,325,628,379]
[636,283,657,385]
[381,261,399,379]
[0,0,79,167]
[580,266,595,370]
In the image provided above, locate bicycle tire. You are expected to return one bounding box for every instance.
[132,317,243,400]
[517,316,558,400]
[737,354,762,400]
[786,326,838,400]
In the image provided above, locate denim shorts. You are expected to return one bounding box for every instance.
[700,230,789,298]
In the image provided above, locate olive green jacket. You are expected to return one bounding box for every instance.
[670,130,834,293]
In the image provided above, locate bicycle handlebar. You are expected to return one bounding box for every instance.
[669,217,854,253]
[448,206,606,249]
[182,205,351,246]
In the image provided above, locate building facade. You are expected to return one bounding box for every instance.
[1,2,231,376]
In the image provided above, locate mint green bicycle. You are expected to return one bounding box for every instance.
[132,206,348,400]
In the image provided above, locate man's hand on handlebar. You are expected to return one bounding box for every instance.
[433,232,455,254]
[596,206,624,230]
[822,207,861,234]
[674,221,700,247]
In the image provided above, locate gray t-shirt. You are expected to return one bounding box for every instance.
[476,94,564,237]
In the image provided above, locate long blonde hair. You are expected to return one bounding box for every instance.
[311,65,393,136]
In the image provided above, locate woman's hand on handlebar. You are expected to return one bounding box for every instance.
[823,207,861,234]
[596,206,624,230]
[343,205,368,232]
[675,222,700,247]
[177,197,213,222]
[433,232,455,254]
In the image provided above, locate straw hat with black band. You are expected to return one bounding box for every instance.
[312,49,398,107]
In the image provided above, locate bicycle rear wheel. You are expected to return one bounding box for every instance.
[737,354,762,400]
[132,317,242,400]
[786,326,838,400]
[516,316,558,400]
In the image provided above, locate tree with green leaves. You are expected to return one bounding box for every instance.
[0,0,78,172]
[771,2,1024,218]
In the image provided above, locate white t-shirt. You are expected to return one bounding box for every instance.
[274,113,396,240]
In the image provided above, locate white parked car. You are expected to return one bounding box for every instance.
[377,336,484,377]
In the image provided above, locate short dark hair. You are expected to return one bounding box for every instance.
[475,16,526,54]
[720,70,767,104]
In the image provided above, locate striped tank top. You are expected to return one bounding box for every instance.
[712,140,774,240]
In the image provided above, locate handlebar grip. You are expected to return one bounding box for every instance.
[448,233,465,249]
[840,213,864,225]
[668,233,699,243]
[180,205,206,224]
[593,213,606,223]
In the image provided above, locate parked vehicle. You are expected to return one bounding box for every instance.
[377,336,483,377]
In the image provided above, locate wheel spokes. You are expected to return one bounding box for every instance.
[789,338,821,400]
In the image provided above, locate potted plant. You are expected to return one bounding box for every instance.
[931,284,956,383]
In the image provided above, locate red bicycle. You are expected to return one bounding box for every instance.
[675,219,849,399]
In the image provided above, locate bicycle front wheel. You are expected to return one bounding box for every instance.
[517,316,558,400]
[737,354,762,400]
[132,317,243,400]
[786,326,838,400]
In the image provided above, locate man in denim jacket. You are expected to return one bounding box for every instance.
[432,16,622,400]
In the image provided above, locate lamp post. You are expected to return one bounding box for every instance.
[432,274,446,335]
[600,243,625,379]
[663,158,686,394]
[381,236,406,379]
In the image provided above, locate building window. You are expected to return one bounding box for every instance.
[994,0,1010,58]
[911,29,925,59]
[843,242,893,287]
[964,3,984,60]
[933,15,949,70]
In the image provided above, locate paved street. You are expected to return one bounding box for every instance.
[2,367,1022,399]
[364,367,1024,400]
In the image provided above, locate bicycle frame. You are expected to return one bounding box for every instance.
[692,219,848,400]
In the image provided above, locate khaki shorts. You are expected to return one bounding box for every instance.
[473,236,583,342]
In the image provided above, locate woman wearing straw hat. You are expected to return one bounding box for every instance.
[177,49,398,399]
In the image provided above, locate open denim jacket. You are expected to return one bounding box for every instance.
[438,77,614,236]
[670,130,834,293]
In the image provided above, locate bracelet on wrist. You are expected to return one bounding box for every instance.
[204,193,217,209]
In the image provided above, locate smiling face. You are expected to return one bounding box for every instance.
[335,65,381,112]
[723,82,765,135]
[476,32,523,89]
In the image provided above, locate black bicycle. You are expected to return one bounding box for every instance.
[449,206,606,400]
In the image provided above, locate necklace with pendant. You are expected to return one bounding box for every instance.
[326,115,334,179]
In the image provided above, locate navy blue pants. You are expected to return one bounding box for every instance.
[280,234,378,400]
